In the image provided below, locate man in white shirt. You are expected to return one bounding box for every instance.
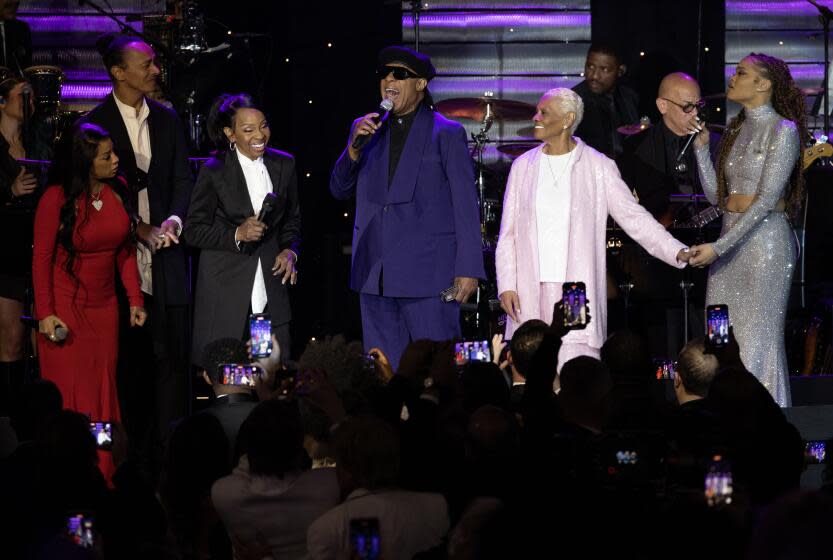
[81,34,193,475]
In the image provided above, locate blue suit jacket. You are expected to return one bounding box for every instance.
[330,104,485,298]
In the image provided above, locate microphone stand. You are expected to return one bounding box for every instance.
[809,0,832,134]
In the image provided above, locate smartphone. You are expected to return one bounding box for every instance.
[250,313,272,358]
[653,359,676,380]
[440,285,458,303]
[67,513,94,549]
[804,440,827,464]
[89,421,112,451]
[562,282,588,329]
[454,341,491,366]
[705,304,730,349]
[350,517,381,560]
[704,455,733,507]
[615,450,639,465]
[218,363,262,387]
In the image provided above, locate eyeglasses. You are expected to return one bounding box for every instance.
[660,97,706,114]
[376,65,419,80]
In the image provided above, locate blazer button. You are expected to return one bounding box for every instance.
[383,205,389,213]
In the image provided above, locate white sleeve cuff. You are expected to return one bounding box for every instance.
[166,215,183,236]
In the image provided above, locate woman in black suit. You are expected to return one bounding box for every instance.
[185,94,300,367]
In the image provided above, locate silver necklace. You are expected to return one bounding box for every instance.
[544,146,574,185]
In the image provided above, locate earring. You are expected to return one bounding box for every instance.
[229,140,236,152]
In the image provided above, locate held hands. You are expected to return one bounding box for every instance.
[129,306,147,327]
[38,315,68,342]
[272,249,298,285]
[499,290,521,322]
[688,244,718,268]
[11,167,37,198]
[158,218,181,245]
[454,277,478,304]
[235,215,267,243]
[347,112,381,160]
[137,223,173,253]
[676,248,692,263]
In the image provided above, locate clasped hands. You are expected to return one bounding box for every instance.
[138,218,180,253]
[676,245,717,268]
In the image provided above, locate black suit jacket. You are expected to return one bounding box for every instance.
[573,80,639,158]
[202,392,258,461]
[80,94,193,306]
[185,148,300,367]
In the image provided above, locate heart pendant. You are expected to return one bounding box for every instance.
[92,200,103,211]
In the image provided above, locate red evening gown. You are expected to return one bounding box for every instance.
[32,184,143,480]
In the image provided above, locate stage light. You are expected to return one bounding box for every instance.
[779,41,784,45]
[285,58,290,62]
[227,30,232,35]
[327,42,333,47]
[308,100,313,104]
[639,51,645,57]
[306,172,311,177]
[716,107,721,112]
[704,47,710,52]
[509,28,514,32]
[343,213,348,217]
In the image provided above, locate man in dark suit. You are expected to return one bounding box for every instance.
[330,46,484,371]
[506,319,549,410]
[572,43,639,158]
[198,337,258,463]
[80,35,193,469]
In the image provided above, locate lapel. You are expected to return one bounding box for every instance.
[364,125,389,206]
[263,151,284,195]
[525,145,544,286]
[387,104,433,204]
[224,150,255,217]
[101,94,138,176]
[147,100,164,178]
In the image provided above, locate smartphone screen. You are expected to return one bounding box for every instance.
[350,518,381,560]
[704,455,733,507]
[653,359,676,380]
[705,305,730,349]
[454,341,491,366]
[218,364,261,387]
[89,421,112,451]
[562,282,588,329]
[67,513,94,548]
[804,440,827,464]
[250,313,272,358]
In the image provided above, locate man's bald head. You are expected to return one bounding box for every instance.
[656,72,702,136]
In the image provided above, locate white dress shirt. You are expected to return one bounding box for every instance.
[236,149,272,313]
[536,151,573,282]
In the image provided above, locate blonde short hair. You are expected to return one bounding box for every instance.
[541,87,584,134]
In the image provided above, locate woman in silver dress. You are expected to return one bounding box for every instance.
[690,53,806,406]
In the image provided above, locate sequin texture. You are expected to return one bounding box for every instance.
[695,103,799,406]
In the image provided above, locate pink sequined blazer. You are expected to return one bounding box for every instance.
[495,139,687,347]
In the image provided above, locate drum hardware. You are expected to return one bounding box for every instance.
[679,279,695,345]
[617,116,652,137]
[22,65,64,116]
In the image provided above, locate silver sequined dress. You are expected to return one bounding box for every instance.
[695,103,798,407]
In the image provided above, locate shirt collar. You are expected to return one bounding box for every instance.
[113,92,150,123]
[236,148,265,170]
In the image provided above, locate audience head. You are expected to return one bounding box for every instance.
[0,0,21,21]
[36,409,98,470]
[601,330,653,382]
[674,338,719,403]
[236,400,304,478]
[583,42,626,95]
[95,33,159,95]
[747,490,833,560]
[466,405,520,465]
[461,361,510,414]
[298,335,380,442]
[200,337,251,395]
[207,92,269,160]
[559,356,613,433]
[332,415,400,495]
[509,319,549,380]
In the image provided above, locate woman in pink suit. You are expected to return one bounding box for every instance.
[495,88,691,369]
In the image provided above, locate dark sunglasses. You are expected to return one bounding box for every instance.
[376,65,419,80]
[660,97,706,114]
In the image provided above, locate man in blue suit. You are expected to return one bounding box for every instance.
[330,46,485,370]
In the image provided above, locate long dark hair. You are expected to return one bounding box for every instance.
[716,53,807,218]
[57,123,134,284]
[206,92,263,150]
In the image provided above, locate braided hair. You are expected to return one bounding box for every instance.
[715,53,807,218]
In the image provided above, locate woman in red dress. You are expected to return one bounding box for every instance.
[32,123,146,475]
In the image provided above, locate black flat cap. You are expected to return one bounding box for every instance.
[378,46,436,81]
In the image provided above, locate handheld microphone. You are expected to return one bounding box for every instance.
[257,192,277,223]
[675,117,704,174]
[54,326,69,342]
[21,83,32,134]
[351,98,394,150]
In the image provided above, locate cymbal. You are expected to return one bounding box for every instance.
[617,122,652,136]
[436,97,536,122]
[496,142,541,157]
